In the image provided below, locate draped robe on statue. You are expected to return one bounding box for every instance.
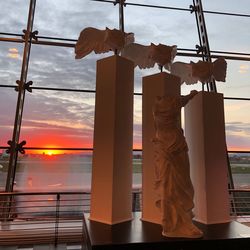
[153,94,203,238]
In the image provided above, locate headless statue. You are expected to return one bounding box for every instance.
[153,90,203,238]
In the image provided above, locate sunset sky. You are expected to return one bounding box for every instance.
[0,0,250,153]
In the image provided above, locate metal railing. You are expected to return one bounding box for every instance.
[0,190,142,247]
[229,189,250,218]
[0,191,89,246]
[1,188,250,247]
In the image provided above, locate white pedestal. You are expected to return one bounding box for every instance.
[185,91,230,224]
[142,72,181,224]
[90,55,134,225]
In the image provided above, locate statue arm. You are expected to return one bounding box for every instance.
[181,90,198,107]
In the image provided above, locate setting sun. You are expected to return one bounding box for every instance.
[42,149,62,156]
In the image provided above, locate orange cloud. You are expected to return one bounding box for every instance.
[7,47,20,59]
[238,64,249,74]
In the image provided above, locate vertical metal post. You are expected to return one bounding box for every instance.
[55,193,60,246]
[5,0,36,192]
[192,0,217,92]
[81,212,91,250]
[119,0,125,32]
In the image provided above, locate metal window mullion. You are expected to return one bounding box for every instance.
[193,0,217,92]
[5,0,37,193]
[118,0,125,32]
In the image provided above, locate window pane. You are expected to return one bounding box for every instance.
[0,153,8,191]
[205,14,250,53]
[203,0,250,14]
[0,88,17,146]
[14,150,93,192]
[134,95,142,149]
[20,90,95,148]
[34,0,119,39]
[0,1,29,34]
[13,149,142,192]
[224,100,250,151]
[0,42,23,85]
[229,152,250,189]
[125,4,199,49]
[217,61,250,98]
[28,44,107,89]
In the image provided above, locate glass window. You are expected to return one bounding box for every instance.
[0,42,23,86]
[224,100,250,151]
[0,88,17,146]
[229,152,250,189]
[28,44,101,89]
[0,1,29,34]
[216,60,250,98]
[134,95,142,149]
[205,14,250,54]
[34,0,119,39]
[203,0,250,14]
[125,4,199,49]
[14,149,93,192]
[20,90,95,148]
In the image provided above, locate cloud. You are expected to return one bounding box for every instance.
[238,64,249,74]
[226,122,250,136]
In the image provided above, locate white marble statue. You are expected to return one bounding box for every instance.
[75,27,134,59]
[153,90,203,238]
[171,57,227,85]
[122,43,177,71]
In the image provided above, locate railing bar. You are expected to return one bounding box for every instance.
[11,205,58,209]
[54,199,88,202]
[230,207,250,209]
[14,200,87,204]
[229,189,250,192]
[0,191,91,195]
[0,221,62,226]
[230,211,250,214]
[2,226,57,231]
[59,205,87,208]
[230,198,250,201]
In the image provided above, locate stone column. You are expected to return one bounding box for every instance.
[185,91,230,224]
[90,55,134,225]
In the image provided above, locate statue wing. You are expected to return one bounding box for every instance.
[212,57,227,82]
[75,27,110,59]
[122,43,155,69]
[171,62,199,85]
[149,44,177,71]
[191,60,213,83]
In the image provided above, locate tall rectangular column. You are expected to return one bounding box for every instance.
[90,55,134,225]
[142,72,180,224]
[185,91,230,224]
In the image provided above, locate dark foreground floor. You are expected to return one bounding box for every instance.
[84,212,250,250]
